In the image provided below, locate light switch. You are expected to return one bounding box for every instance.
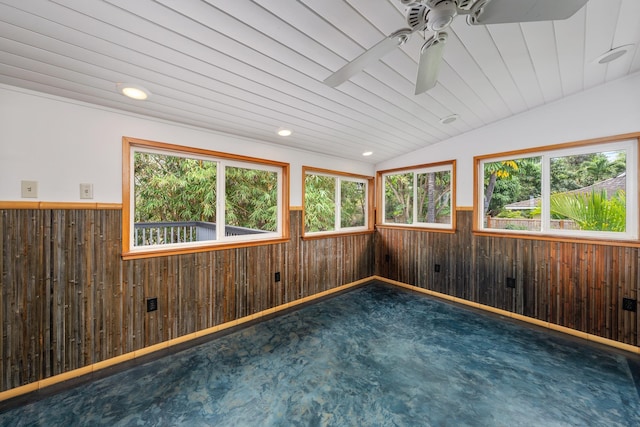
[80,183,93,199]
[21,180,38,198]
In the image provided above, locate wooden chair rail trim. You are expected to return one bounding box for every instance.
[0,201,122,210]
[472,229,640,248]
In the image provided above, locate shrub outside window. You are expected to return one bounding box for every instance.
[378,161,455,230]
[123,137,289,258]
[303,167,373,237]
[476,136,638,241]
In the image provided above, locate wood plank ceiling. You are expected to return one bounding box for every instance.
[0,0,638,163]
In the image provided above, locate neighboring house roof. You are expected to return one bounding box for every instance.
[504,173,626,210]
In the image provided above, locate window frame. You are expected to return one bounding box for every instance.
[302,166,374,239]
[376,160,456,232]
[474,133,639,242]
[122,137,290,259]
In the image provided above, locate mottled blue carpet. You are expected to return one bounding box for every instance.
[1,282,639,426]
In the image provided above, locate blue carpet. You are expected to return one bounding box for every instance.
[1,282,639,426]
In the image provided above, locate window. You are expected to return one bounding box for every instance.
[303,167,374,237]
[378,161,455,230]
[123,137,289,258]
[476,135,638,241]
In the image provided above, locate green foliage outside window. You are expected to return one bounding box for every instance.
[384,168,452,225]
[134,152,217,223]
[225,166,278,232]
[304,174,336,233]
[304,173,368,233]
[384,173,413,224]
[483,146,631,235]
[417,171,451,223]
[134,151,279,237]
[548,190,625,232]
[340,180,366,228]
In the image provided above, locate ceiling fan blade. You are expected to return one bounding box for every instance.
[324,30,411,88]
[470,0,589,25]
[415,32,447,95]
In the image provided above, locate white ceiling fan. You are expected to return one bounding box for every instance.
[324,0,590,95]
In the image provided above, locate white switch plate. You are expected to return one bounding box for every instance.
[21,180,38,198]
[80,183,94,199]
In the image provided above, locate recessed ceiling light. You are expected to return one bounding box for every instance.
[277,128,292,137]
[362,151,373,157]
[594,44,634,64]
[439,114,458,125]
[116,83,150,100]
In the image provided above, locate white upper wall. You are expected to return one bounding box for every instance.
[0,84,374,206]
[376,71,640,207]
[3,72,639,208]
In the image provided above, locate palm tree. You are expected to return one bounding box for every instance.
[581,154,614,185]
[548,189,625,232]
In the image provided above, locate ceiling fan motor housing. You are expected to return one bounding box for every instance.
[426,0,459,31]
[406,3,429,30]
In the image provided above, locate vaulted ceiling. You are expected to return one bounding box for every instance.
[0,0,638,163]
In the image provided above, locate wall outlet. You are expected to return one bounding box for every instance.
[506,277,516,288]
[434,264,441,273]
[146,297,158,312]
[622,298,637,312]
[80,183,93,199]
[21,180,38,198]
[275,272,281,282]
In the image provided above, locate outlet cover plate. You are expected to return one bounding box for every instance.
[146,297,158,312]
[80,183,94,199]
[622,298,637,312]
[21,180,38,198]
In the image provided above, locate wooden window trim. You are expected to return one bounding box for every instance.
[302,166,375,238]
[376,160,457,232]
[122,137,290,259]
[473,132,640,243]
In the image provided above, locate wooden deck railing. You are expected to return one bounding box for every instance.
[134,221,266,246]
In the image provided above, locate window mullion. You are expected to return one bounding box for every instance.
[412,172,418,224]
[382,175,388,224]
[479,162,486,229]
[541,154,550,233]
[217,161,225,241]
[363,181,369,229]
[625,143,637,237]
[276,170,282,234]
[335,177,341,231]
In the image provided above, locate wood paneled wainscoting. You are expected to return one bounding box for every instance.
[376,209,639,348]
[0,207,374,396]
